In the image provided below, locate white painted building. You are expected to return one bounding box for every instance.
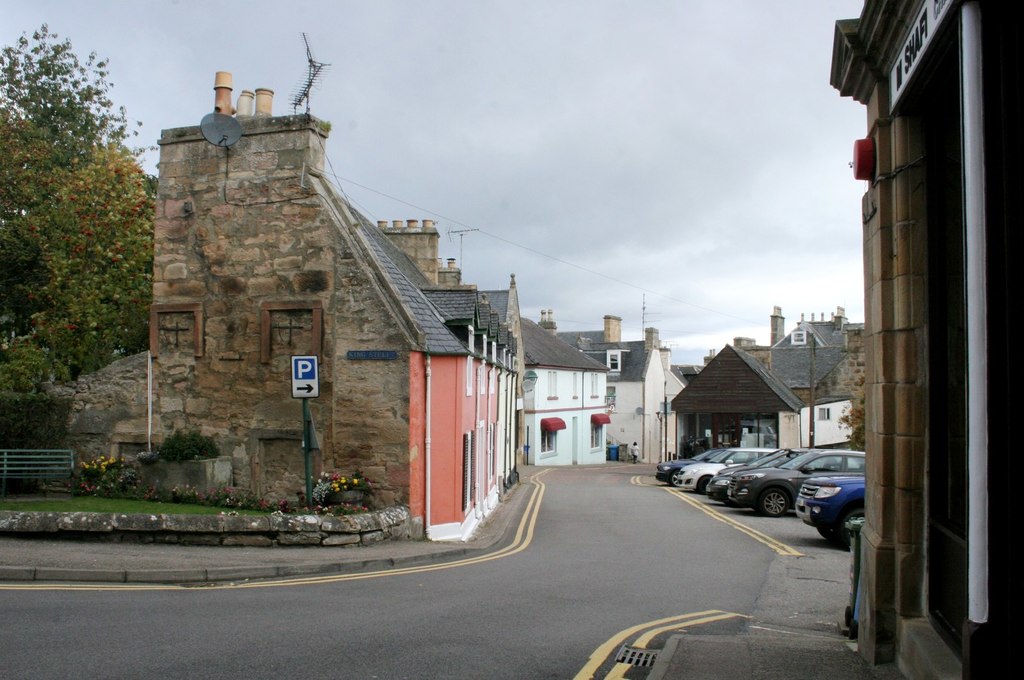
[521,318,609,466]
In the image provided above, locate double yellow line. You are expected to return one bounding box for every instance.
[574,609,749,679]
[0,470,552,592]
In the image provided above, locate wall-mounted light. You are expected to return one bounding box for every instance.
[853,138,875,180]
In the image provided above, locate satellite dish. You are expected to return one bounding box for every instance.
[200,112,243,147]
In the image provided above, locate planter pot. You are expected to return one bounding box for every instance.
[327,490,366,505]
[139,456,232,492]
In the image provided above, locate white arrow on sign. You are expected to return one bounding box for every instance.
[291,355,320,399]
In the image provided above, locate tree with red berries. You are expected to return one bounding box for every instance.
[1,25,152,388]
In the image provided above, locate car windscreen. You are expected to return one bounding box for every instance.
[688,448,727,462]
[704,448,742,463]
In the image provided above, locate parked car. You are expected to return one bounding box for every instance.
[705,448,809,504]
[727,449,866,517]
[671,448,780,493]
[795,475,865,549]
[655,448,728,487]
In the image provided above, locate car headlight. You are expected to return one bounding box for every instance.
[813,486,842,498]
[712,479,728,486]
[737,473,765,481]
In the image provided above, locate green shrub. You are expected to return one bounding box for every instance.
[158,430,220,462]
[0,391,70,448]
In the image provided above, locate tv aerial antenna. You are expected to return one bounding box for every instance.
[290,33,330,115]
[447,225,479,268]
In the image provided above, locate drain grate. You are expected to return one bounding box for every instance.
[615,645,659,667]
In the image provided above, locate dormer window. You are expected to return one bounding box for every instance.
[791,330,807,346]
[607,350,622,372]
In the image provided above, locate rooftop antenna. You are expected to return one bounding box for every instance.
[290,33,330,115]
[446,225,479,269]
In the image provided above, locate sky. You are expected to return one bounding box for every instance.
[4,0,869,365]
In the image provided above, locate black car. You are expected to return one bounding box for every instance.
[727,449,866,517]
[705,448,809,503]
[654,448,728,487]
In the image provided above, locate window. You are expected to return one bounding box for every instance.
[547,371,558,399]
[541,429,556,452]
[590,373,598,397]
[606,386,616,409]
[607,350,621,371]
[489,367,495,394]
[462,433,472,510]
[572,373,579,399]
[791,330,807,345]
[818,407,831,420]
[466,357,474,396]
[590,423,602,448]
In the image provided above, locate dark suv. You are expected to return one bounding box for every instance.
[705,448,808,504]
[727,449,865,517]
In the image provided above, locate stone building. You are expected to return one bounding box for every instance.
[145,79,521,539]
[830,1,1016,677]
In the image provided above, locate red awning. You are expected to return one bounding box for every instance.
[590,413,611,425]
[540,417,567,432]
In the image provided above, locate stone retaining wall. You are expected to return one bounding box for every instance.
[0,505,413,547]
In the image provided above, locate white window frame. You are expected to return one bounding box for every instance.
[547,371,558,399]
[607,350,621,371]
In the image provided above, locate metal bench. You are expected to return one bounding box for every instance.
[0,449,75,499]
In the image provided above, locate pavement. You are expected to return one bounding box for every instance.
[1,468,906,680]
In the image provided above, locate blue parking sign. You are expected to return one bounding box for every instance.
[291,355,319,398]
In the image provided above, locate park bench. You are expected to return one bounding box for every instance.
[0,449,75,500]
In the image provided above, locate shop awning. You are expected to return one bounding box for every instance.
[540,417,566,432]
[590,413,611,425]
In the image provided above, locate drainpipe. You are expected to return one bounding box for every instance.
[962,0,988,626]
[424,352,432,539]
[147,351,153,452]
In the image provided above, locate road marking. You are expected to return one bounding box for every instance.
[663,488,803,557]
[0,470,552,592]
[573,610,750,680]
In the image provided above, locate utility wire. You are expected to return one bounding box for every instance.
[326,171,762,327]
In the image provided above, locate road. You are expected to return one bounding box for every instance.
[0,464,854,679]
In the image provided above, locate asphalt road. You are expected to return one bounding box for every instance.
[0,464,861,679]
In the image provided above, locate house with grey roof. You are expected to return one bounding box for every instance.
[146,85,521,541]
[522,318,609,466]
[555,314,677,463]
[671,307,863,451]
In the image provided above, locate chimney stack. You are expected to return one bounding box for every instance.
[603,315,622,343]
[644,327,660,350]
[770,306,785,345]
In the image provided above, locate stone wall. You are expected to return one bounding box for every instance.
[151,115,417,504]
[0,505,413,548]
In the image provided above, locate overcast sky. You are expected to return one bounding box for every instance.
[4,0,868,365]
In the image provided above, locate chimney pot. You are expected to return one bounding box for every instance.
[254,88,274,117]
[392,220,404,231]
[407,219,419,231]
[236,90,254,117]
[213,71,235,114]
[423,219,435,230]
[377,220,388,229]
[447,258,457,269]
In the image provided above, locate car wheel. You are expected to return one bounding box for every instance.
[756,488,790,517]
[817,526,838,540]
[670,470,687,488]
[836,508,865,550]
[696,475,712,494]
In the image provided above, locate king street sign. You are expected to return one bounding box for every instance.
[291,355,320,399]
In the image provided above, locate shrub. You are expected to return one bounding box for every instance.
[158,430,220,462]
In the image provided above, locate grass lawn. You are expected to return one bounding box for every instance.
[0,496,267,516]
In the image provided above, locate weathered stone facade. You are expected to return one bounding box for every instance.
[152,115,418,506]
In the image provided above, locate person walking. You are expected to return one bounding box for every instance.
[629,442,640,464]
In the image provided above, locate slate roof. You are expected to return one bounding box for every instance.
[313,177,468,355]
[523,319,608,372]
[733,346,805,411]
[771,345,846,389]
[671,364,702,386]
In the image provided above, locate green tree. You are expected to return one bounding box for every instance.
[839,376,865,451]
[1,25,152,387]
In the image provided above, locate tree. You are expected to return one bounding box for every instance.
[0,25,152,387]
[839,376,865,451]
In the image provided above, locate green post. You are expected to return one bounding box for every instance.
[302,398,313,507]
